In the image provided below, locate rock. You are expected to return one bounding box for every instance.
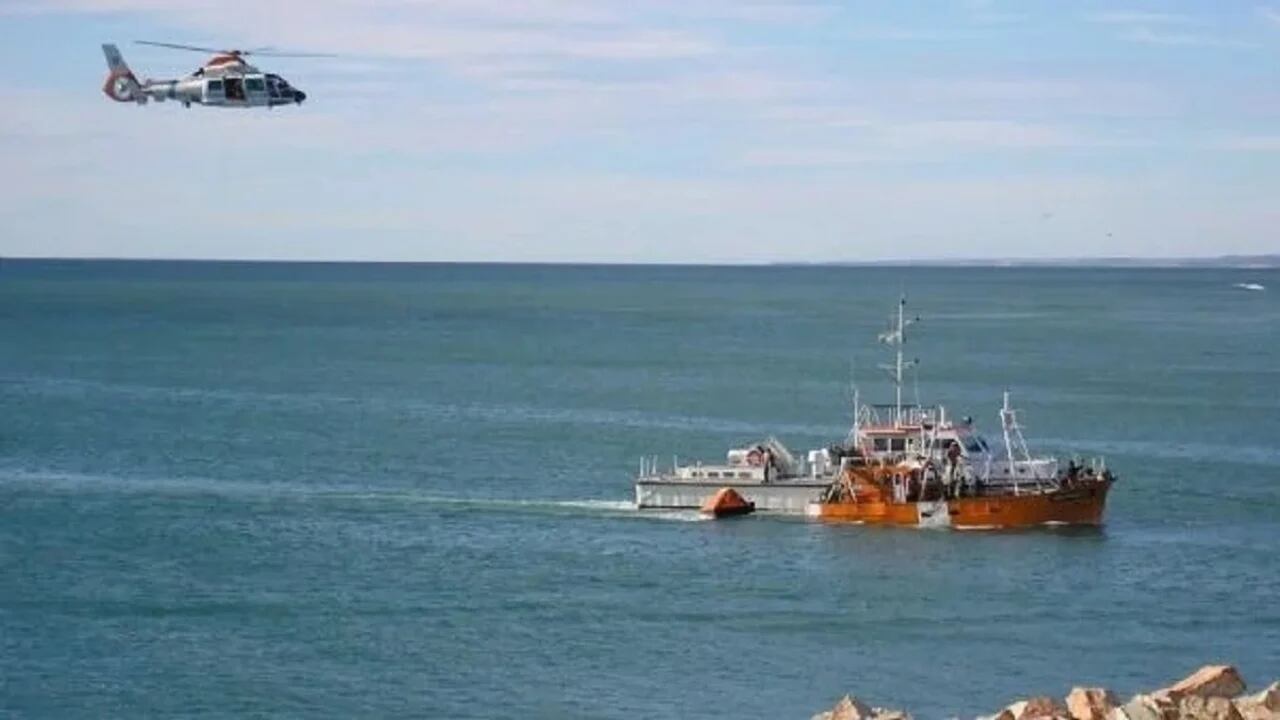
[1237,707,1274,720]
[1068,687,1120,720]
[1241,684,1280,712]
[1026,697,1070,720]
[1003,697,1070,720]
[1111,694,1179,720]
[1176,696,1243,720]
[1168,666,1247,700]
[830,694,877,720]
[811,694,912,720]
[1237,683,1280,720]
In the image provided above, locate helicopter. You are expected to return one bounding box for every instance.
[101,41,326,108]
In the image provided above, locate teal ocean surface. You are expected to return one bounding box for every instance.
[2,260,1277,719]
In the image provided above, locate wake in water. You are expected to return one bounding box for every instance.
[381,495,708,522]
[0,467,708,522]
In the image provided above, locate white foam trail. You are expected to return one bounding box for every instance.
[0,469,709,522]
[634,509,710,523]
[466,497,708,522]
[548,499,636,512]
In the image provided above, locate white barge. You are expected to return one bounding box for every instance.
[634,438,838,512]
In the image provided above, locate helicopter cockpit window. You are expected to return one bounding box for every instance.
[266,74,288,99]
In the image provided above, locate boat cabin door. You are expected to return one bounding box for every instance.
[244,75,267,106]
[223,76,246,104]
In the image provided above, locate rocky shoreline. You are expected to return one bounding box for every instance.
[813,665,1278,720]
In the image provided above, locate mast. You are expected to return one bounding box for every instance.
[1000,390,1038,492]
[895,297,906,424]
[1001,391,1016,476]
[877,295,918,426]
[847,385,861,447]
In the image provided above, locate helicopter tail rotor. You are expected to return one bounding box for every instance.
[101,43,146,104]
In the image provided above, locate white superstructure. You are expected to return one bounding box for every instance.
[634,437,837,512]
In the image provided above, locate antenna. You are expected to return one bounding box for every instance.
[912,362,922,410]
[877,295,920,426]
[846,359,861,447]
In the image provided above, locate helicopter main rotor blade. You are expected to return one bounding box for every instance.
[135,40,336,58]
[247,50,338,58]
[135,40,228,54]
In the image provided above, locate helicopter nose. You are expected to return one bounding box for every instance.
[293,90,306,104]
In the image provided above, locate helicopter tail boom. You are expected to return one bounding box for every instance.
[101,43,145,103]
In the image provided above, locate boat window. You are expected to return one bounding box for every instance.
[738,472,752,479]
[873,437,889,452]
[890,438,906,452]
[707,471,720,479]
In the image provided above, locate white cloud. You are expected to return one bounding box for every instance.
[1087,10,1260,50]
[4,1,1280,261]
[886,120,1078,148]
[1259,6,1280,27]
[1211,135,1280,151]
[737,148,875,168]
[1119,27,1259,49]
[736,119,1110,169]
[1086,11,1195,25]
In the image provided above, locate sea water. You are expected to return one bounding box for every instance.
[2,261,1277,718]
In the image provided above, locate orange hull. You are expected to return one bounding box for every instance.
[809,479,1111,529]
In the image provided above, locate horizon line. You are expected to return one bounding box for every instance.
[2,254,1278,269]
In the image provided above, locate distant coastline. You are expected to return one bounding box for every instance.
[775,254,1280,269]
[1,255,1277,269]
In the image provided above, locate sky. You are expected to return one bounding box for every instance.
[0,1,1278,263]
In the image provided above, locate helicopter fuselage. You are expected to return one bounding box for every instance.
[142,70,306,108]
[102,45,306,108]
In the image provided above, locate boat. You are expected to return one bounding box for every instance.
[700,487,756,518]
[635,436,839,512]
[1233,282,1265,292]
[805,395,1114,529]
[805,298,1115,529]
[634,297,1116,524]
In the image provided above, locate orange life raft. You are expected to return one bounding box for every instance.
[701,487,756,518]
